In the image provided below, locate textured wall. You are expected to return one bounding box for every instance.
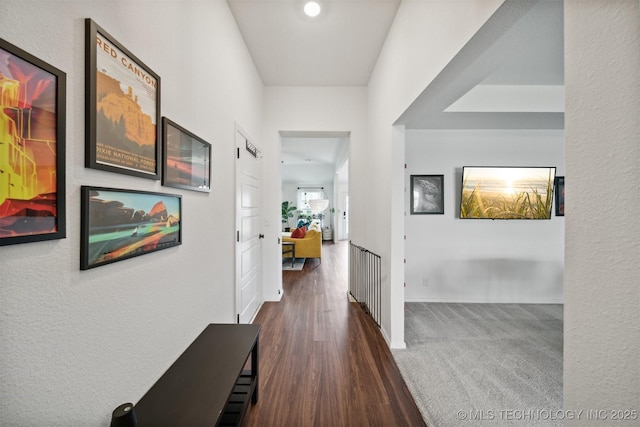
[564,0,640,422]
[0,1,263,425]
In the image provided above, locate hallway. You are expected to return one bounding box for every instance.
[245,241,425,426]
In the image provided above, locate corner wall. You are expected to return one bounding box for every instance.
[405,129,564,303]
[364,0,505,347]
[564,0,640,420]
[0,1,263,424]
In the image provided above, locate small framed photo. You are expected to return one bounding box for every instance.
[410,175,444,215]
[555,176,564,216]
[85,19,161,179]
[80,186,181,270]
[0,38,66,246]
[162,117,211,192]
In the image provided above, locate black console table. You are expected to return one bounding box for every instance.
[134,323,261,426]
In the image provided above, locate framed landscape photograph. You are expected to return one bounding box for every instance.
[80,186,181,270]
[162,117,211,192]
[555,176,564,217]
[85,18,161,179]
[410,175,444,215]
[0,38,66,246]
[460,166,556,220]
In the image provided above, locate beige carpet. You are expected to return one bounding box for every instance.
[392,303,563,427]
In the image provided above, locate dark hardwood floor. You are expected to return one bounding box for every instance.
[245,241,426,427]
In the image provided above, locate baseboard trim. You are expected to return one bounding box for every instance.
[405,298,564,304]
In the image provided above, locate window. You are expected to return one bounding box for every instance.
[297,188,323,213]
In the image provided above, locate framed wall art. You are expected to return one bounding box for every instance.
[555,176,564,217]
[80,186,181,270]
[162,117,211,192]
[0,38,66,246]
[410,175,444,215]
[460,166,556,220]
[85,18,161,179]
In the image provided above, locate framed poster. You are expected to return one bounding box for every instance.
[85,19,161,179]
[555,176,564,217]
[410,175,444,215]
[0,38,66,246]
[80,186,182,270]
[162,117,211,192]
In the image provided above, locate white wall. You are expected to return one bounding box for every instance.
[0,1,263,425]
[364,0,504,347]
[405,129,564,303]
[564,0,640,421]
[262,86,367,301]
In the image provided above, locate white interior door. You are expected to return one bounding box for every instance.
[235,128,262,324]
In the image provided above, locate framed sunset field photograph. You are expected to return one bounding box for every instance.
[80,186,181,270]
[460,166,556,220]
[0,38,66,246]
[85,19,161,179]
[162,117,211,192]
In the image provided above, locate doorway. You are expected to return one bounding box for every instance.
[280,131,349,243]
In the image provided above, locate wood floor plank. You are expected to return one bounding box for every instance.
[245,241,425,427]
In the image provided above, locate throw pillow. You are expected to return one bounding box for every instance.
[291,227,306,238]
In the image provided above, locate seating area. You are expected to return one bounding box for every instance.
[282,223,322,261]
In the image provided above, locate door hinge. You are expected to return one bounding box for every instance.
[237,314,240,324]
[237,230,240,242]
[237,147,240,159]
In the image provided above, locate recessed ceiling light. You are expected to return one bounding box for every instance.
[304,1,321,17]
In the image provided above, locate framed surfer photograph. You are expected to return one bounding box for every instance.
[85,18,161,180]
[0,38,67,246]
[80,186,181,270]
[162,117,211,192]
[410,175,444,215]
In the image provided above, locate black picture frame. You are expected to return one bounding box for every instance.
[162,117,211,192]
[410,175,444,215]
[0,38,66,246]
[85,18,161,179]
[80,186,182,270]
[555,176,564,217]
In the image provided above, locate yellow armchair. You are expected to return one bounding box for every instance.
[282,229,322,260]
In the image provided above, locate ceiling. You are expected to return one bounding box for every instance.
[227,0,564,181]
[227,0,401,87]
[397,0,564,129]
[280,132,349,183]
[227,0,398,184]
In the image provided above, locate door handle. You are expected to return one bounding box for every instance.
[259,234,265,239]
